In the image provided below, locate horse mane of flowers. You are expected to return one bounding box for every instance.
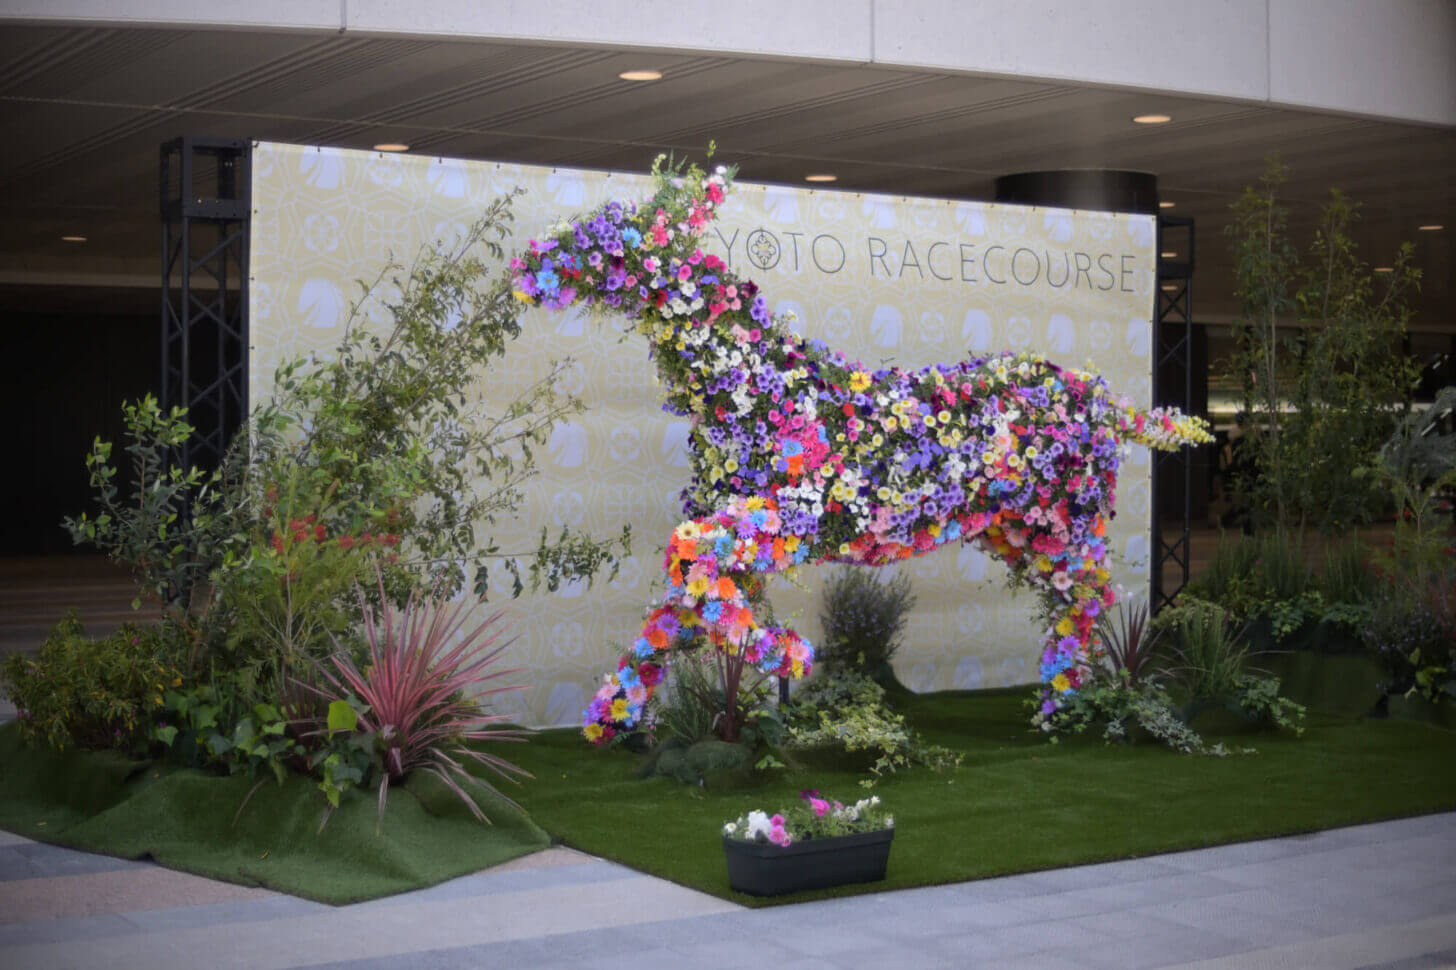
[510,157,1213,744]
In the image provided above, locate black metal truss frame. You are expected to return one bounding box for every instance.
[160,137,251,475]
[1151,215,1195,609]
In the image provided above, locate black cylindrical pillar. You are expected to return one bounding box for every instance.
[994,169,1159,214]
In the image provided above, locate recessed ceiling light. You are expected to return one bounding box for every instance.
[1133,113,1173,124]
[618,69,662,81]
[61,235,86,243]
[1374,266,1394,273]
[1161,251,1177,258]
[1159,201,1175,209]
[373,142,410,152]
[1418,224,1444,231]
[1160,283,1179,291]
[804,173,837,183]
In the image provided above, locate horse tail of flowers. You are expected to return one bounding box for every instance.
[1120,405,1215,452]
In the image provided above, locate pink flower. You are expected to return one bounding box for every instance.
[810,797,829,817]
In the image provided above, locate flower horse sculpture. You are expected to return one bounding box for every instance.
[511,159,1212,745]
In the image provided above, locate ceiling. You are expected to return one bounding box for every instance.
[1,22,1452,327]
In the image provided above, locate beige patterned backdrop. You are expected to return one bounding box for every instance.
[249,141,1156,726]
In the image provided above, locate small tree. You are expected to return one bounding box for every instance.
[1225,157,1420,537]
[68,191,629,683]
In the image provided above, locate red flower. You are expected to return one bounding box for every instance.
[638,663,663,687]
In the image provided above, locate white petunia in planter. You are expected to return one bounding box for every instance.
[722,791,894,896]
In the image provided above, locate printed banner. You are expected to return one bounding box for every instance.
[249,142,1156,725]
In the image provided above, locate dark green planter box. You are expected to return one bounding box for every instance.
[724,827,894,896]
[1388,694,1456,730]
[1253,651,1385,717]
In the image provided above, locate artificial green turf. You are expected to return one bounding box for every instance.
[3,686,1454,906]
[506,689,1456,906]
[0,724,549,903]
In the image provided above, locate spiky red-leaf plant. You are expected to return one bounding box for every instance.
[317,572,532,829]
[1095,598,1162,686]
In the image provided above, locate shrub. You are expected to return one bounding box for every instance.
[1363,572,1456,704]
[1155,597,1306,734]
[637,649,783,785]
[1319,538,1378,606]
[313,575,532,829]
[817,568,915,680]
[1165,599,1253,703]
[65,200,630,703]
[1032,669,1214,754]
[2,614,187,751]
[785,671,959,777]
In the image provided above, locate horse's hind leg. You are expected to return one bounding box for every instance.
[975,521,1108,706]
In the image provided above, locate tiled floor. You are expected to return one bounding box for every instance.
[1,813,1453,969]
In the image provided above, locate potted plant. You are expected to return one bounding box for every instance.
[722,790,894,896]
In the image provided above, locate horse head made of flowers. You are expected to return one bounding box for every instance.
[510,157,1213,745]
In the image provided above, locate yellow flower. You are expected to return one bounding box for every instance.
[724,458,739,472]
[849,371,872,392]
[937,410,952,424]
[1056,616,1075,636]
[610,698,629,721]
[687,576,710,597]
[746,496,766,510]
[584,723,604,742]
[512,290,533,303]
[1051,673,1071,692]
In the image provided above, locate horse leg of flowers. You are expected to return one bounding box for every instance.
[581,497,812,745]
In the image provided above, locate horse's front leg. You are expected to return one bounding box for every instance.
[580,501,814,744]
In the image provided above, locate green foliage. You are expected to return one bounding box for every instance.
[784,672,961,777]
[2,614,187,751]
[207,469,378,689]
[1188,533,1374,643]
[1224,156,1420,536]
[1233,675,1307,735]
[639,649,780,784]
[250,202,628,603]
[643,739,756,787]
[1320,538,1379,606]
[1034,669,1216,755]
[1164,599,1253,702]
[68,197,630,665]
[1363,572,1456,705]
[1360,386,1456,588]
[817,567,916,680]
[62,398,220,610]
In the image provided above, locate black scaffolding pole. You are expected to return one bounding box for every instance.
[1152,215,1195,608]
[160,137,251,475]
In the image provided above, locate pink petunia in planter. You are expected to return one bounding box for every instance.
[722,791,894,896]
